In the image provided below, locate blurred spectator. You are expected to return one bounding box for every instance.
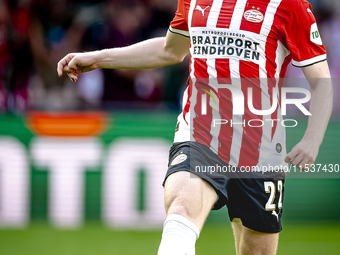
[98,0,163,106]
[99,0,148,104]
[28,0,89,110]
[0,0,32,113]
[319,14,340,116]
[148,0,177,37]
[1,0,188,112]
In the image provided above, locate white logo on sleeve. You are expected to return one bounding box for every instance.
[310,23,323,45]
[171,154,187,166]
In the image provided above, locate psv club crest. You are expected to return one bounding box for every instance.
[244,9,264,23]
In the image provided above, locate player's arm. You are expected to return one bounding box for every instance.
[57,31,190,82]
[284,60,333,169]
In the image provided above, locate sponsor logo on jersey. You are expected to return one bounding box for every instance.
[307,8,312,13]
[195,5,210,17]
[310,23,323,45]
[171,154,187,166]
[244,9,264,23]
[276,143,282,153]
[191,28,261,62]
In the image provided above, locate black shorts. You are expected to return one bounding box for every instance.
[163,141,286,233]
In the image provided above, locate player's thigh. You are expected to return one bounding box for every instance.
[164,171,217,230]
[232,218,279,255]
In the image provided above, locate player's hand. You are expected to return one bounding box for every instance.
[57,52,99,82]
[284,139,320,171]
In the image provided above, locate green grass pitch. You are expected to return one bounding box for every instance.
[0,221,339,255]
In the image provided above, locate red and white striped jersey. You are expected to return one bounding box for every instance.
[171,0,327,168]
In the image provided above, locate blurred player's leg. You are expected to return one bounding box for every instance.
[157,171,217,255]
[232,218,279,255]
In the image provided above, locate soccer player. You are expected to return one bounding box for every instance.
[57,0,333,254]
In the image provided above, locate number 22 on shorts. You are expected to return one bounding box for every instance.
[264,181,283,211]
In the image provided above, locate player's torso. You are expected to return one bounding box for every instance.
[183,0,292,79]
[174,0,296,169]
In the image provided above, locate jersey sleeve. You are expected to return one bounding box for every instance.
[169,0,189,37]
[282,0,326,67]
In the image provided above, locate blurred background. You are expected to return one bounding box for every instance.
[0,0,339,254]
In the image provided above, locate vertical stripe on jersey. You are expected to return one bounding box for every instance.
[238,60,262,168]
[229,0,248,30]
[192,59,212,146]
[182,0,197,128]
[188,0,197,28]
[193,86,214,147]
[183,59,193,125]
[257,0,283,164]
[262,32,276,144]
[240,0,271,34]
[260,0,282,37]
[207,59,221,152]
[279,56,291,79]
[216,0,237,29]
[194,59,209,78]
[263,0,284,141]
[223,0,247,167]
[206,0,223,151]
[216,59,231,84]
[227,58,243,167]
[216,59,233,162]
[257,34,272,166]
[206,0,224,27]
[274,41,290,80]
[278,55,292,118]
[213,0,235,160]
[271,41,289,139]
[216,88,233,162]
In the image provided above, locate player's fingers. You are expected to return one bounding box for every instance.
[299,158,310,171]
[303,154,317,170]
[67,72,78,82]
[57,60,66,77]
[301,156,316,171]
[290,153,304,167]
[62,65,72,73]
[306,158,316,170]
[284,154,291,163]
[284,148,299,163]
[57,53,76,77]
[67,56,81,71]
